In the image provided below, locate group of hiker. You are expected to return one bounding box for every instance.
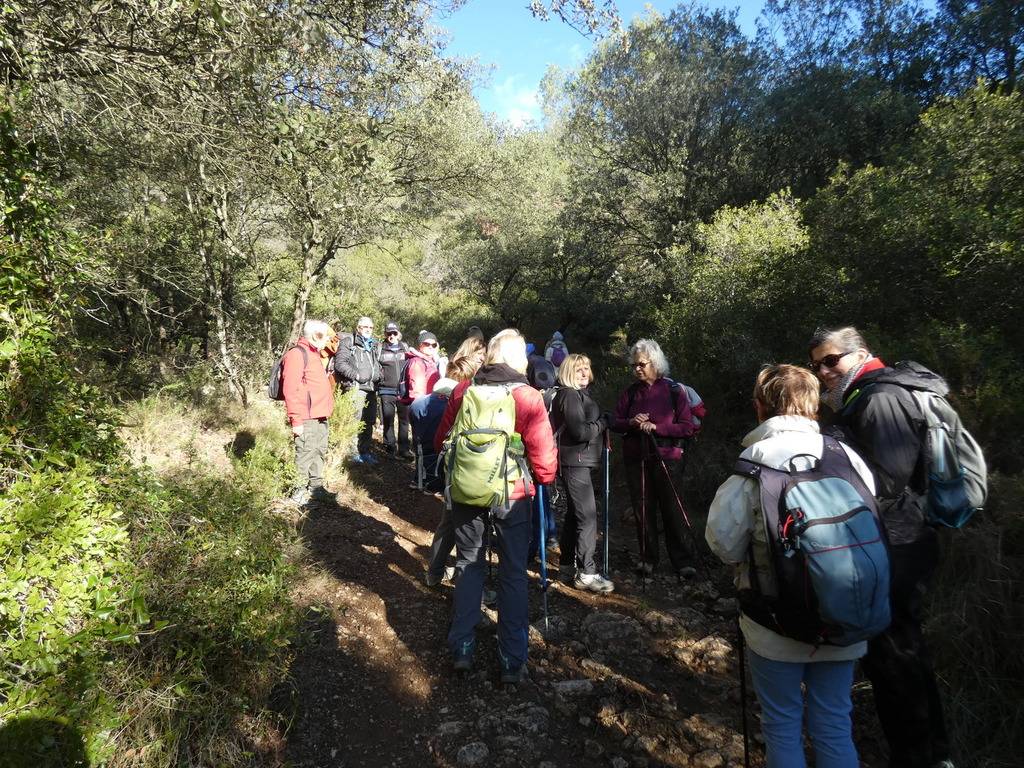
[273,319,984,768]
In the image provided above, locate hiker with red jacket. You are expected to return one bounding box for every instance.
[402,330,441,404]
[612,338,696,578]
[810,326,955,768]
[434,329,557,684]
[282,320,335,505]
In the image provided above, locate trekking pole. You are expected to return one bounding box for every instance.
[737,618,750,768]
[646,433,706,573]
[537,484,550,631]
[639,454,647,593]
[602,429,611,579]
[416,444,424,491]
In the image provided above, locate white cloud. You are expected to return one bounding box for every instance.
[490,74,542,128]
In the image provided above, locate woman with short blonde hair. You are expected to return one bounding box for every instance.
[706,363,877,768]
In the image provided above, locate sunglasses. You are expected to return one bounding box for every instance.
[632,361,650,369]
[809,351,852,372]
[386,331,399,336]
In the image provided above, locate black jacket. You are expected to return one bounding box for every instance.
[334,333,381,393]
[823,362,946,546]
[377,341,408,395]
[551,386,608,468]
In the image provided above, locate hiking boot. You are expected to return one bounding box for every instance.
[425,566,455,587]
[361,453,379,465]
[575,572,615,593]
[545,538,560,554]
[452,639,475,672]
[289,487,311,505]
[310,485,335,503]
[349,453,365,465]
[634,561,654,576]
[498,654,527,685]
[398,449,415,460]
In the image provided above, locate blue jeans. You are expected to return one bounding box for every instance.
[747,650,859,768]
[447,498,531,670]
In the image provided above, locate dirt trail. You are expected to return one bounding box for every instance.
[271,455,885,768]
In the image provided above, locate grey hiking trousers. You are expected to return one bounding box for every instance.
[295,418,329,490]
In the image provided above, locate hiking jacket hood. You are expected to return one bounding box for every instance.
[434,363,558,497]
[551,386,607,468]
[282,337,335,426]
[823,360,943,546]
[401,347,440,404]
[612,377,695,462]
[706,415,875,663]
[334,333,381,393]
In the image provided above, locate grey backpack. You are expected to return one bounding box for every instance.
[895,361,988,528]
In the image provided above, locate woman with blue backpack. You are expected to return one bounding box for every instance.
[706,364,884,768]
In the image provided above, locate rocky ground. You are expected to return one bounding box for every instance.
[268,453,886,768]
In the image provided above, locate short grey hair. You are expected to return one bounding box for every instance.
[808,326,870,355]
[629,339,670,378]
[303,319,331,342]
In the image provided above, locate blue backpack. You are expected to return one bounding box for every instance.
[733,436,891,647]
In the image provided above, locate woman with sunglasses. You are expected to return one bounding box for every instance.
[809,326,956,768]
[612,339,696,578]
[401,330,442,406]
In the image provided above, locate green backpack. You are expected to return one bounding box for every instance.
[443,384,530,509]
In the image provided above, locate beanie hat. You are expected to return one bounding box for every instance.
[418,330,438,346]
[551,331,564,341]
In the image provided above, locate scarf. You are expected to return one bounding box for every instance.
[825,355,881,411]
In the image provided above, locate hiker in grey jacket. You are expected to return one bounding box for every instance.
[335,316,382,463]
[810,326,955,768]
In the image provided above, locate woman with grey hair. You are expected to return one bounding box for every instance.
[612,339,697,577]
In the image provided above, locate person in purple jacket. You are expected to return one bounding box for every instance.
[613,338,696,577]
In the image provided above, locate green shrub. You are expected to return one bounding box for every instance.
[0,466,147,758]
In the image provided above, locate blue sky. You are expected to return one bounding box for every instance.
[435,1,765,126]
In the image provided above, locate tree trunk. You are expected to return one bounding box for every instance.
[199,239,248,406]
[258,271,274,357]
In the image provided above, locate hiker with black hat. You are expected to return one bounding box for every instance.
[378,321,412,458]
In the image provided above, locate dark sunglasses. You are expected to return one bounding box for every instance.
[385,331,399,336]
[809,351,852,372]
[631,361,650,369]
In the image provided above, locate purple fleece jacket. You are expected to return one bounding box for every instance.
[612,378,695,462]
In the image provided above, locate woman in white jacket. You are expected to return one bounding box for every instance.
[706,364,876,768]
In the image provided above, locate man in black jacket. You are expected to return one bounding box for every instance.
[810,326,955,768]
[377,321,412,458]
[335,316,382,464]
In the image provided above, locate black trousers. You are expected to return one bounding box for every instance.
[558,465,600,575]
[625,458,693,571]
[379,393,410,453]
[861,535,950,768]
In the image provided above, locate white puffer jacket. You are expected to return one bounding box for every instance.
[706,415,877,663]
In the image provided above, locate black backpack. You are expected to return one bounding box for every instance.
[268,345,308,401]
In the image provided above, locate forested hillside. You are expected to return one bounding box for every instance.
[2,1,1022,766]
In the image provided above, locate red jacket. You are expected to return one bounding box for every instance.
[282,338,335,427]
[434,372,557,499]
[401,348,440,404]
